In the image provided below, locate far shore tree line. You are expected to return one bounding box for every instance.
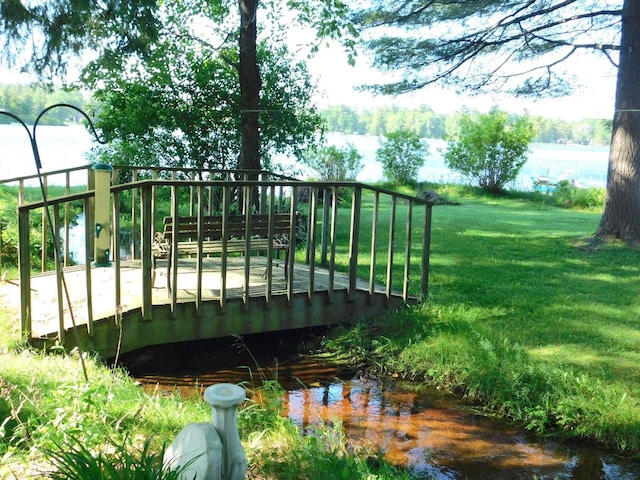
[321,104,612,146]
[0,84,85,125]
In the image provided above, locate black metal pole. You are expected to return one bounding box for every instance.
[0,104,105,381]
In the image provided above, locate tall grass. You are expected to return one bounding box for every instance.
[324,186,640,455]
[0,331,409,479]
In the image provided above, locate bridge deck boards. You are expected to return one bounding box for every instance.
[1,256,366,339]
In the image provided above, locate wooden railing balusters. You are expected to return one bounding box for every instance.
[320,188,330,267]
[141,184,153,321]
[196,185,205,312]
[421,204,433,302]
[369,191,380,300]
[220,185,230,313]
[328,186,338,303]
[386,196,397,302]
[287,186,297,305]
[131,169,138,260]
[348,186,362,300]
[308,186,318,304]
[266,184,276,305]
[403,201,413,302]
[170,184,180,316]
[83,197,94,335]
[113,191,122,325]
[243,185,252,309]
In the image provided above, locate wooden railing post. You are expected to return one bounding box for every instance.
[403,201,413,302]
[320,189,330,267]
[53,204,64,338]
[386,197,397,302]
[348,186,362,300]
[41,176,48,272]
[369,191,380,299]
[307,186,318,304]
[113,191,122,324]
[421,204,433,302]
[141,184,153,321]
[83,198,94,335]
[64,171,71,266]
[18,208,32,341]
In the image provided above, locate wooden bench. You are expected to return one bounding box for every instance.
[152,213,293,293]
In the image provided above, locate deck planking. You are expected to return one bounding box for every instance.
[1,256,374,339]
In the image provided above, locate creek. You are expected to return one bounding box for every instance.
[117,329,640,480]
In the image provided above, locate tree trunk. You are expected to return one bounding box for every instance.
[238,0,261,173]
[595,0,640,241]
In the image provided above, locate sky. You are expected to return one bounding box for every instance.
[1,17,618,123]
[304,42,618,121]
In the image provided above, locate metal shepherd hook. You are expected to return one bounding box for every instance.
[0,104,106,382]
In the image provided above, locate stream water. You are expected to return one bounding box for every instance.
[118,329,640,480]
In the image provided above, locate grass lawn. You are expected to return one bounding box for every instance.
[2,183,639,478]
[325,188,640,456]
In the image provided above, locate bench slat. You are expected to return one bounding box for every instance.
[152,213,294,293]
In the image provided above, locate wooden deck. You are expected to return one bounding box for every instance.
[2,256,407,358]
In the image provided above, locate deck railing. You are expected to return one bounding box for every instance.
[14,168,432,344]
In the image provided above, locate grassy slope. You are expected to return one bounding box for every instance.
[2,185,639,475]
[326,191,640,455]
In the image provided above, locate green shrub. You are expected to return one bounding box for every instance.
[444,107,535,194]
[376,131,429,186]
[553,180,605,209]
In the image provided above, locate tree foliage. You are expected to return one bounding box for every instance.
[303,143,363,182]
[356,0,621,97]
[88,38,321,172]
[376,130,428,186]
[356,0,640,241]
[0,0,161,82]
[444,108,536,194]
[0,0,356,172]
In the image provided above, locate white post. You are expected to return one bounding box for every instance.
[92,164,113,267]
[204,383,247,480]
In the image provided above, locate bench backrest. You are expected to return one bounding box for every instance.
[161,213,292,242]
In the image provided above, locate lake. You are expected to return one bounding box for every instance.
[325,133,609,189]
[0,126,610,189]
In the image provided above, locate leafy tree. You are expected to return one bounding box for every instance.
[376,130,428,186]
[88,38,321,172]
[0,0,355,171]
[356,0,640,241]
[303,143,363,181]
[444,108,536,194]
